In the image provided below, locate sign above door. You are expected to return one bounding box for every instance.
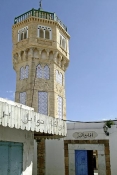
[73,131,98,140]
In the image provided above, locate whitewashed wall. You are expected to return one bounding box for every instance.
[109,125,117,175]
[45,139,65,175]
[43,122,117,175]
[0,126,34,175]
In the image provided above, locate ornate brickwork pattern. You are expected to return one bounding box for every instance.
[44,65,50,80]
[36,65,49,80]
[19,92,26,105]
[36,64,43,79]
[38,92,48,115]
[18,26,28,41]
[56,70,62,85]
[20,66,29,79]
[58,96,63,119]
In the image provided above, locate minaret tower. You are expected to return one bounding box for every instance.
[12,4,70,120]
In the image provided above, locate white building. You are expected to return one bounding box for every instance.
[33,121,117,175]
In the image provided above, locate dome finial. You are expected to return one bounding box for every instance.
[39,0,42,9]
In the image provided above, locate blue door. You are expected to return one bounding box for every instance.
[0,142,23,175]
[75,150,88,175]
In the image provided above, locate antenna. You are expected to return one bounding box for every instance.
[39,0,42,9]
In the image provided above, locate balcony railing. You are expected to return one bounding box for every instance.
[14,8,67,31]
[0,98,67,137]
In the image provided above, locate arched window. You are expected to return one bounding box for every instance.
[59,73,63,85]
[58,96,63,119]
[24,30,27,39]
[18,26,28,41]
[25,66,29,78]
[38,25,52,39]
[36,64,43,78]
[60,34,66,50]
[45,30,50,39]
[44,65,50,79]
[21,32,23,40]
[20,66,29,79]
[20,92,26,105]
[40,29,44,38]
[20,67,24,80]
[56,70,63,85]
[60,35,62,46]
[62,38,66,49]
[38,92,48,115]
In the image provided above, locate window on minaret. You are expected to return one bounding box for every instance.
[38,92,48,115]
[58,96,63,119]
[24,29,27,39]
[36,64,50,80]
[21,32,23,40]
[60,33,66,50]
[20,66,29,80]
[18,26,28,42]
[38,25,52,40]
[45,30,49,39]
[44,65,50,79]
[20,92,26,105]
[40,29,44,38]
[56,70,63,85]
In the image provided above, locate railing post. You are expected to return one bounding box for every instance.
[14,18,17,24]
[32,8,34,16]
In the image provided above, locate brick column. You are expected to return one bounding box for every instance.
[37,139,45,175]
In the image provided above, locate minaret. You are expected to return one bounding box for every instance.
[12,5,70,120]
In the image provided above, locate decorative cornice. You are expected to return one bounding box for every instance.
[13,48,69,71]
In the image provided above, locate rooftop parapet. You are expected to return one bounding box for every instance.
[14,8,67,32]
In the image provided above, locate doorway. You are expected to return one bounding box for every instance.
[0,141,23,175]
[68,143,107,175]
[75,150,95,175]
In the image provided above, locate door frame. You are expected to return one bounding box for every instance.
[64,140,111,175]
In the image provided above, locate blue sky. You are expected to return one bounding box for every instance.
[0,0,117,121]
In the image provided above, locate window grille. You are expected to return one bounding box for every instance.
[40,29,44,38]
[56,70,63,85]
[60,33,66,50]
[58,96,63,119]
[36,64,43,78]
[20,66,29,80]
[44,65,50,79]
[18,26,28,41]
[45,30,50,39]
[38,92,48,115]
[20,92,26,105]
[36,64,49,80]
[38,25,52,40]
[25,66,29,78]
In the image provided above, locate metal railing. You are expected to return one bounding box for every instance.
[14,8,67,31]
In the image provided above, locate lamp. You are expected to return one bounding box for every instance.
[103,125,109,136]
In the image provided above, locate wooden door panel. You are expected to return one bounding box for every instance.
[9,143,23,175]
[0,142,9,175]
[75,150,88,175]
[0,142,23,175]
